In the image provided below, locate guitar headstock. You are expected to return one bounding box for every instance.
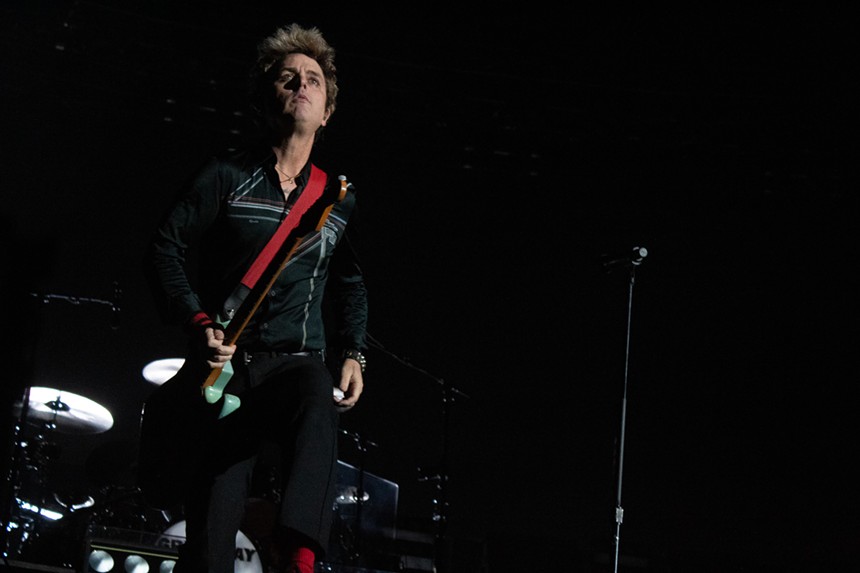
[337,174,351,202]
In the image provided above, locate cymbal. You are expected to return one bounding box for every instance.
[14,386,114,434]
[141,358,185,385]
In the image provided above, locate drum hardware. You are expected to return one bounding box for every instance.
[85,485,173,536]
[14,497,64,522]
[335,485,370,505]
[334,428,380,566]
[53,492,96,512]
[2,386,114,560]
[29,282,122,331]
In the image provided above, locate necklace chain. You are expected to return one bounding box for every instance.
[275,164,298,184]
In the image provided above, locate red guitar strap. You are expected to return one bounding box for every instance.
[221,164,327,319]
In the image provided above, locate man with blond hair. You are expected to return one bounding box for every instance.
[144,23,367,573]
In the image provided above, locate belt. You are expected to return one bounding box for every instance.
[242,349,324,364]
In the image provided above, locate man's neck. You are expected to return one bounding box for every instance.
[272,133,315,176]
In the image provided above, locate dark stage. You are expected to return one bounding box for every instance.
[1,3,856,572]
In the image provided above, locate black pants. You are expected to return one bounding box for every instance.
[175,352,339,573]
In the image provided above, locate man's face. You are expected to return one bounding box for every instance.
[272,53,330,132]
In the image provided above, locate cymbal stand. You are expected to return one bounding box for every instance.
[2,386,32,559]
[1,388,61,559]
[601,247,647,573]
[367,332,469,573]
[338,428,378,565]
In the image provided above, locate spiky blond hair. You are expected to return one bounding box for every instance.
[252,23,338,115]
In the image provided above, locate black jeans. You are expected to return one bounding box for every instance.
[175,352,339,573]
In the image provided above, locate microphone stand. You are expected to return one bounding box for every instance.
[366,332,469,573]
[602,247,647,573]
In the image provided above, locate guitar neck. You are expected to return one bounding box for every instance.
[222,236,304,345]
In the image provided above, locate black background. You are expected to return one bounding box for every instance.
[2,3,857,571]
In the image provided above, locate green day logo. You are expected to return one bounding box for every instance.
[157,520,263,573]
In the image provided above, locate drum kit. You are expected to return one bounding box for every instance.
[2,385,115,562]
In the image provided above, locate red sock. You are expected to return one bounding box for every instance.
[288,543,315,573]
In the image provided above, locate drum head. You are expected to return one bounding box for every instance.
[158,520,263,573]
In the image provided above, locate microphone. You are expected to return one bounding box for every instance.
[601,246,648,271]
[110,281,122,329]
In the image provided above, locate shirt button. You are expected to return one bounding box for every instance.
[260,323,269,331]
[269,289,277,297]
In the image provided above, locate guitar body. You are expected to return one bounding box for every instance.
[137,359,222,509]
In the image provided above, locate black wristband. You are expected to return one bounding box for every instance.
[343,349,366,373]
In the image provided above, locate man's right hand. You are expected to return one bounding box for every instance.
[202,326,236,369]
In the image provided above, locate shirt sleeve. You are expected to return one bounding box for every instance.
[144,158,224,327]
[326,202,369,353]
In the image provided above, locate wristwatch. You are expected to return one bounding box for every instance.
[343,349,366,373]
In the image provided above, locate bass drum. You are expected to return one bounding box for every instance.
[157,520,263,573]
